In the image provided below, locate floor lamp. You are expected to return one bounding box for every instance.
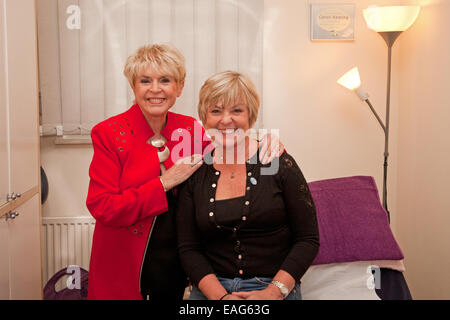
[337,6,420,223]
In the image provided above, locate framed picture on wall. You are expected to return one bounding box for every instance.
[310,3,355,41]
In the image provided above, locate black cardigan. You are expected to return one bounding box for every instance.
[176,150,320,286]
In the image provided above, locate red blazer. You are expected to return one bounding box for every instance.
[86,104,210,300]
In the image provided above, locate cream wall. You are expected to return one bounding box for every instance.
[40,137,92,218]
[396,0,450,299]
[40,0,449,299]
[263,0,401,229]
[262,0,450,299]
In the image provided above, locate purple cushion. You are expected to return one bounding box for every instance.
[308,176,404,265]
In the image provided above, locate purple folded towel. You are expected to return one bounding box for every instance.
[308,176,404,265]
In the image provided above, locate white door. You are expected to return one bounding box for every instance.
[0,0,11,299]
[8,195,42,299]
[0,0,10,207]
[4,0,39,197]
[0,218,10,299]
[0,0,42,300]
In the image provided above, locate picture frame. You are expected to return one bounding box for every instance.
[310,3,355,41]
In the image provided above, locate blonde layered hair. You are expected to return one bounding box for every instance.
[123,44,186,88]
[198,71,260,128]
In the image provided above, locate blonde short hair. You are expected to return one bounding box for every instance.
[123,44,186,88]
[198,71,260,128]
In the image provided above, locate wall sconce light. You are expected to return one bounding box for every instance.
[337,6,420,223]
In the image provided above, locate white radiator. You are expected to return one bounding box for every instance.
[41,217,96,286]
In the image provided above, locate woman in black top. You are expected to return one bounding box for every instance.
[176,71,319,300]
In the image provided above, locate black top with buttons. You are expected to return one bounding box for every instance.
[176,150,320,286]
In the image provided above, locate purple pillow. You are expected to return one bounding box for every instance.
[308,176,404,265]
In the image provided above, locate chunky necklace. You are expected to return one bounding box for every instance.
[151,138,170,163]
[147,136,170,172]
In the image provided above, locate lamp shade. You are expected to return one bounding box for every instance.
[363,6,420,32]
[337,67,361,90]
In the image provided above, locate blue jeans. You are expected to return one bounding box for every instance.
[189,276,302,300]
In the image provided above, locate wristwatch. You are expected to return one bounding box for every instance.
[270,280,289,299]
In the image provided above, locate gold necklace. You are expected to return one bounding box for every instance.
[214,153,237,179]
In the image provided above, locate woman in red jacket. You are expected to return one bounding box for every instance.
[86,44,282,300]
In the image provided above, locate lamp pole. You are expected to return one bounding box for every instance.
[371,31,402,223]
[359,5,420,224]
[363,97,389,222]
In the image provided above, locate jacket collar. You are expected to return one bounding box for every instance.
[129,104,177,141]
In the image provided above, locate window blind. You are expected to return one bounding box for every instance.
[37,0,264,136]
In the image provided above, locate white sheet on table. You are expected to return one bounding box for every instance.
[301,261,381,300]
